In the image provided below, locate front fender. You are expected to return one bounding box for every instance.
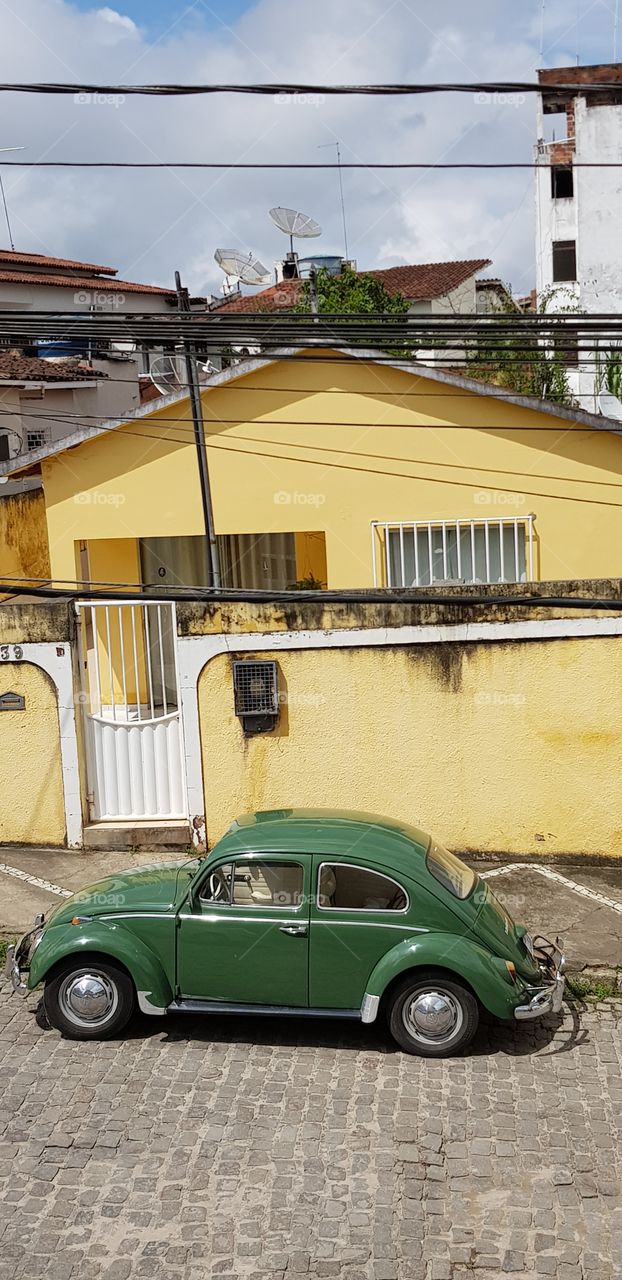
[365,931,520,1021]
[28,920,173,1013]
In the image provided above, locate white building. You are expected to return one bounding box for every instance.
[535,62,622,407]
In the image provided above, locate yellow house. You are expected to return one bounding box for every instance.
[2,346,622,854]
[3,345,622,595]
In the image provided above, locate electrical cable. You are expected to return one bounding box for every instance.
[0,79,619,96]
[2,580,622,610]
[2,160,622,169]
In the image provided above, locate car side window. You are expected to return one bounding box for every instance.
[318,863,407,911]
[201,860,304,909]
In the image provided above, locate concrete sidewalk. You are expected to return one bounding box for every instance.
[1,845,621,975]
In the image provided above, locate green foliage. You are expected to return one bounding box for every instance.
[566,972,621,1001]
[0,939,8,969]
[467,285,577,407]
[289,574,326,590]
[296,264,410,317]
[605,349,622,398]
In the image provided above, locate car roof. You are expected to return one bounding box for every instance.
[211,807,431,869]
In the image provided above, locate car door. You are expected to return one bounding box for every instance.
[309,856,415,1009]
[176,853,311,1006]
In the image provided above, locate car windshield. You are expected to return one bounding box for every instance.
[426,840,476,900]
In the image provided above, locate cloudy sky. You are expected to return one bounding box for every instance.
[0,0,619,298]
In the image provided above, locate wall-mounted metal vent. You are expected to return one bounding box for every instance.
[233,660,279,735]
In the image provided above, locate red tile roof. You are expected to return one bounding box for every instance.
[0,269,177,296]
[0,350,107,381]
[214,258,491,313]
[0,250,118,275]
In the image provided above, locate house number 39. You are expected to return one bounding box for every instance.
[0,645,23,660]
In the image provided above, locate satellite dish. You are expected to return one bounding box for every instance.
[214,248,271,288]
[149,353,187,396]
[269,206,322,255]
[149,351,218,397]
[598,390,622,422]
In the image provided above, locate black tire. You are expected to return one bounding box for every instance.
[43,958,135,1041]
[387,970,479,1058]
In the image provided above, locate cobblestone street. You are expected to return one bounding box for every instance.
[0,991,621,1279]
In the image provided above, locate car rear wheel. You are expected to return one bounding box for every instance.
[43,959,135,1040]
[387,971,479,1057]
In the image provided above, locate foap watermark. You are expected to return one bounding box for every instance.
[273,490,326,507]
[274,91,325,109]
[474,490,526,507]
[277,690,326,708]
[474,690,526,708]
[74,290,125,308]
[474,90,525,109]
[73,890,125,908]
[74,491,126,507]
[74,91,125,108]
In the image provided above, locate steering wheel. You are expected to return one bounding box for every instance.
[207,870,229,903]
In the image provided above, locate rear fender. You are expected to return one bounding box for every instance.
[364,931,519,1021]
[28,920,172,1014]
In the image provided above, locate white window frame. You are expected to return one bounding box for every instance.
[370,516,535,588]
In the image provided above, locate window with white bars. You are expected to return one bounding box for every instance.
[371,517,534,587]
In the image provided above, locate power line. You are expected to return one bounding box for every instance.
[2,579,622,610]
[0,80,619,97]
[3,160,622,169]
[2,406,621,435]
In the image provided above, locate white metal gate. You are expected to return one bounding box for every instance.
[76,600,186,822]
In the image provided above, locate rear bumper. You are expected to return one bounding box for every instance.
[514,937,566,1021]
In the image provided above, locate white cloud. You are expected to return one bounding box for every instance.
[95,8,139,36]
[0,0,615,297]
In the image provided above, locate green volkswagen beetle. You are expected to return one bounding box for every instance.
[5,809,565,1057]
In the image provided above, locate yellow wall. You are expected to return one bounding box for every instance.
[0,661,65,845]
[0,490,51,595]
[197,637,622,858]
[39,351,622,588]
[79,539,147,704]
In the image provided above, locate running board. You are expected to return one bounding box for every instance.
[169,999,361,1019]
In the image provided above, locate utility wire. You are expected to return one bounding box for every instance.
[2,407,621,436]
[3,160,622,169]
[2,581,622,610]
[0,80,619,96]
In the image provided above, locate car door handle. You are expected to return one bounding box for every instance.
[279,924,308,937]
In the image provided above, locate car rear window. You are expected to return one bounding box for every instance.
[426,841,476,900]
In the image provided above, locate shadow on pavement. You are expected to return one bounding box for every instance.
[32,996,588,1059]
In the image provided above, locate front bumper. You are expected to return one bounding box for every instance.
[3,916,44,995]
[4,941,27,993]
[514,936,566,1020]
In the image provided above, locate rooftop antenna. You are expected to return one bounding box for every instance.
[214,248,271,294]
[268,206,322,257]
[0,146,25,251]
[539,0,545,59]
[318,140,349,260]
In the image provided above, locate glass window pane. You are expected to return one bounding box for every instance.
[426,842,476,899]
[229,860,304,908]
[319,864,407,911]
[200,863,233,903]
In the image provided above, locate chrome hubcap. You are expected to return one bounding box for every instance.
[58,972,118,1028]
[403,988,463,1044]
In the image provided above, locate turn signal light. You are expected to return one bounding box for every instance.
[505,961,517,981]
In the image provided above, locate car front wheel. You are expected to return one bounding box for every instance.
[43,959,135,1040]
[387,971,479,1057]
